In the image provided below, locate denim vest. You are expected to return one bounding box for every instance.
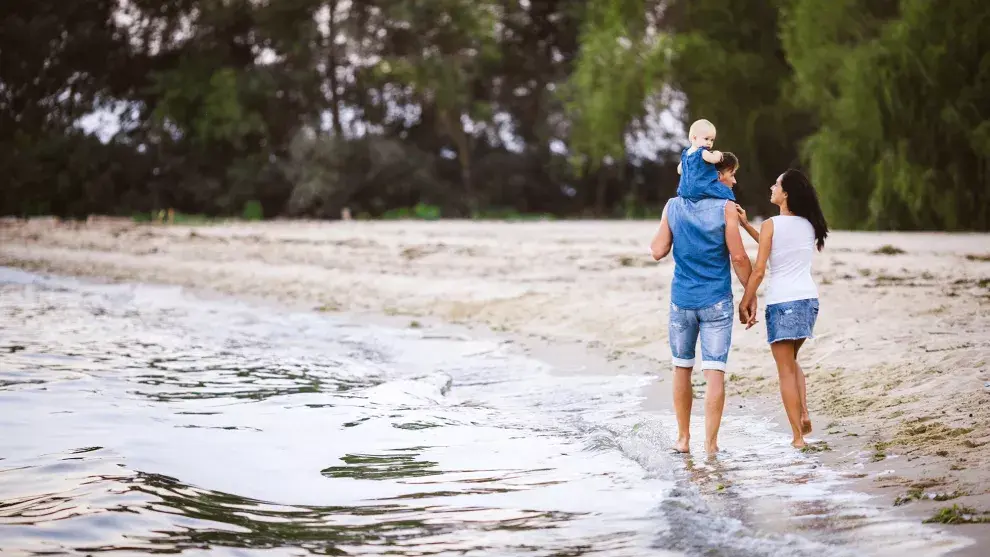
[667,197,732,309]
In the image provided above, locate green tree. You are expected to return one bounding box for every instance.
[783,0,990,230]
[372,0,501,211]
[0,0,138,216]
[565,0,670,215]
[663,0,813,215]
[9,0,866,223]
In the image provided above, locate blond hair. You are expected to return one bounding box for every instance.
[688,119,715,140]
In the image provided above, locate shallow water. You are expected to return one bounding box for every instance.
[0,268,969,556]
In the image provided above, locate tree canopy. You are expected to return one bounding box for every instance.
[2,0,987,229]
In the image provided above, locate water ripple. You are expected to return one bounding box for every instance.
[0,268,971,556]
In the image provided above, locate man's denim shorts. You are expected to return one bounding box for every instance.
[668,297,733,372]
[765,298,819,344]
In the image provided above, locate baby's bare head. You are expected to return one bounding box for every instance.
[688,119,716,149]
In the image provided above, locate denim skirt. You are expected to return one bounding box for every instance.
[765,298,819,344]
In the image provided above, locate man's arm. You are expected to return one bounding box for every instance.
[701,149,724,164]
[650,204,673,261]
[676,162,682,175]
[724,202,752,285]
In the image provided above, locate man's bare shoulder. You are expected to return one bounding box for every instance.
[723,200,738,221]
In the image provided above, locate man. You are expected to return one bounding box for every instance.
[650,153,755,454]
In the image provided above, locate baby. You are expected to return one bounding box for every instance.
[676,119,735,201]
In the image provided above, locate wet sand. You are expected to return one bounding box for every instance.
[2,217,989,552]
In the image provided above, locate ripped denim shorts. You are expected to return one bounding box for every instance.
[668,296,733,371]
[765,298,819,344]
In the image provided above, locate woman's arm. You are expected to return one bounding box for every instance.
[736,205,760,243]
[650,204,672,261]
[740,219,774,328]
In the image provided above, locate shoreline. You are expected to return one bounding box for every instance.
[2,218,989,553]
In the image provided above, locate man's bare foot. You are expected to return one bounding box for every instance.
[791,438,807,449]
[673,436,690,453]
[801,416,812,435]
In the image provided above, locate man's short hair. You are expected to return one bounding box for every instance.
[715,151,738,173]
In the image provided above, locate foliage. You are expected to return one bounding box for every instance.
[382,203,441,220]
[1,0,988,229]
[782,0,990,230]
[662,0,814,215]
[565,0,669,169]
[242,200,264,221]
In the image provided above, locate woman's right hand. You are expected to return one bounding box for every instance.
[735,204,748,223]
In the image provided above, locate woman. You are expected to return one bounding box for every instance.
[738,169,828,449]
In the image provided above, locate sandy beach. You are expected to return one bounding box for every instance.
[3,217,989,549]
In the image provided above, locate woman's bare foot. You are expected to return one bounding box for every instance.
[801,416,812,435]
[705,441,719,454]
[791,438,807,449]
[673,436,690,453]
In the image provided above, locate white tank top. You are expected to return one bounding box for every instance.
[765,215,819,305]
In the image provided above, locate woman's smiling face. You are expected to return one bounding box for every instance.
[770,174,787,206]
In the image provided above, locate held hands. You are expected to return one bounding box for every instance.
[738,297,758,329]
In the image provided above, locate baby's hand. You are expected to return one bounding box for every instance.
[735,204,748,223]
[700,149,724,165]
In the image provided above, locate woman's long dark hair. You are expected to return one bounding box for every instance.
[780,169,829,251]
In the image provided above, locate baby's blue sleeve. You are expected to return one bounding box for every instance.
[677,148,735,201]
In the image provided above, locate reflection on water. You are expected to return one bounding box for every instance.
[322,451,442,480]
[0,268,970,556]
[0,269,669,556]
[2,450,593,556]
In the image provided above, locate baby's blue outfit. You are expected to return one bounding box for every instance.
[676,147,735,201]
